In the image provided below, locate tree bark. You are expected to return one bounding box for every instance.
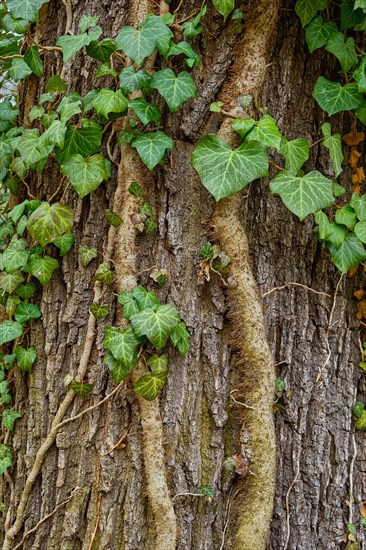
[1,1,365,549]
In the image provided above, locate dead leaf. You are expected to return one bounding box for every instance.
[348,265,359,278]
[351,173,359,184]
[354,289,364,300]
[356,166,365,183]
[343,131,365,146]
[349,149,361,168]
[232,454,249,476]
[356,300,366,320]
[360,500,366,518]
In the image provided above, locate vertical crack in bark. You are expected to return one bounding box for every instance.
[211,2,281,549]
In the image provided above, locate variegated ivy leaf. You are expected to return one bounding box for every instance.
[29,255,59,285]
[133,372,168,401]
[350,192,366,221]
[151,69,196,112]
[321,123,344,177]
[132,286,160,310]
[7,0,48,22]
[104,325,140,365]
[93,262,114,285]
[79,246,97,267]
[330,234,366,272]
[61,153,111,198]
[118,291,140,320]
[52,233,74,256]
[191,134,268,202]
[128,98,161,125]
[131,131,173,170]
[16,282,37,300]
[93,89,128,119]
[147,354,168,374]
[295,0,327,28]
[55,125,102,164]
[56,26,102,63]
[212,0,235,21]
[143,15,173,56]
[305,16,338,53]
[104,350,136,383]
[167,42,200,68]
[325,33,358,73]
[0,270,24,293]
[269,170,335,221]
[130,304,180,350]
[313,77,363,116]
[0,321,23,346]
[27,202,74,247]
[280,138,310,174]
[14,302,41,325]
[119,66,152,95]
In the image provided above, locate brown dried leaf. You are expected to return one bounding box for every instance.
[348,265,359,278]
[361,500,366,518]
[349,149,361,168]
[356,300,366,320]
[354,289,364,300]
[343,132,365,146]
[356,166,365,183]
[351,173,359,184]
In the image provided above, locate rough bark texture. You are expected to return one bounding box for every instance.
[1,1,366,549]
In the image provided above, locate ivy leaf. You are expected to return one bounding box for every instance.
[0,321,23,345]
[243,115,283,150]
[212,0,235,20]
[39,121,67,149]
[23,46,43,77]
[104,209,123,227]
[335,205,357,229]
[79,246,97,267]
[57,101,82,124]
[132,286,160,310]
[133,372,167,400]
[14,302,41,325]
[330,233,366,272]
[280,138,309,174]
[182,6,206,39]
[192,134,269,202]
[167,42,201,68]
[27,202,74,247]
[151,69,196,112]
[355,0,366,9]
[170,322,190,355]
[93,262,114,285]
[61,153,111,198]
[0,270,24,293]
[89,303,110,319]
[104,325,140,365]
[6,295,20,318]
[79,14,99,33]
[16,282,37,300]
[46,74,68,93]
[313,76,363,116]
[86,38,116,62]
[15,346,37,371]
[70,380,93,396]
[0,444,12,475]
[355,410,366,430]
[7,0,48,22]
[128,98,161,125]
[16,129,52,166]
[350,192,366,221]
[2,409,22,432]
[95,63,117,78]
[29,255,59,285]
[93,89,128,119]
[130,304,180,350]
[119,66,152,95]
[56,26,102,63]
[147,354,168,374]
[321,123,344,177]
[55,125,102,164]
[270,171,334,221]
[295,0,327,27]
[1,238,28,273]
[353,56,366,93]
[2,14,30,34]
[325,33,358,73]
[131,131,173,170]
[305,16,338,53]
[115,25,156,65]
[52,232,74,256]
[354,221,366,243]
[103,350,136,383]
[118,291,140,320]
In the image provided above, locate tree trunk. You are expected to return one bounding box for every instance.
[1,1,365,549]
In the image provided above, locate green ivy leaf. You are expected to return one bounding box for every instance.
[45,75,68,93]
[355,410,366,430]
[6,295,20,318]
[0,321,23,346]
[192,134,268,202]
[131,131,173,170]
[305,16,338,53]
[355,0,366,9]
[130,304,180,350]
[52,232,74,256]
[128,98,161,125]
[132,286,160,311]
[128,182,144,197]
[119,66,152,95]
[280,138,310,174]
[350,192,366,222]
[196,486,215,496]
[89,303,110,320]
[0,270,24,294]
[70,380,93,396]
[95,63,117,78]
[295,0,327,27]
[212,0,235,20]
[16,129,52,166]
[321,123,344,177]
[325,32,358,73]
[79,246,97,267]
[104,325,140,365]
[335,205,356,229]
[29,255,59,285]
[313,76,363,116]
[7,0,48,22]
[23,46,43,77]
[170,322,190,355]
[270,171,334,221]
[353,57,366,93]
[244,115,283,150]
[16,282,37,300]
[133,371,167,400]
[147,354,168,374]
[57,101,82,124]
[341,1,364,31]
[143,15,173,56]
[2,14,30,34]
[118,291,140,320]
[0,444,12,474]
[27,202,74,247]
[93,262,114,285]
[330,233,366,272]
[151,69,196,112]
[115,25,156,65]
[55,125,102,164]
[1,237,28,273]
[93,89,128,119]
[104,209,123,227]
[61,153,111,198]
[2,409,22,432]
[79,14,99,33]
[29,106,45,123]
[14,302,41,325]
[86,38,116,62]
[167,42,201,68]
[56,26,102,63]
[182,6,206,39]
[103,350,136,383]
[354,221,366,243]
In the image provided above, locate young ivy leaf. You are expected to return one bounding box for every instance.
[192,134,269,202]
[212,0,235,21]
[2,409,22,432]
[61,153,111,198]
[15,346,37,371]
[330,234,366,272]
[321,122,344,177]
[119,66,152,95]
[29,255,59,286]
[93,262,114,285]
[93,89,128,119]
[14,302,41,325]
[52,232,74,256]
[269,170,335,221]
[304,16,338,53]
[0,444,12,475]
[104,209,123,227]
[128,98,161,125]
[170,322,190,355]
[46,74,68,93]
[313,77,363,116]
[151,69,196,112]
[1,238,29,273]
[335,205,356,230]
[132,285,160,310]
[133,371,168,401]
[104,325,140,365]
[27,202,74,247]
[79,246,97,267]
[147,354,168,374]
[0,321,23,346]
[295,0,327,28]
[131,131,173,170]
[89,303,110,320]
[118,291,140,320]
[239,115,283,150]
[182,6,206,39]
[104,350,136,383]
[70,380,93,396]
[130,304,180,350]
[79,14,99,33]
